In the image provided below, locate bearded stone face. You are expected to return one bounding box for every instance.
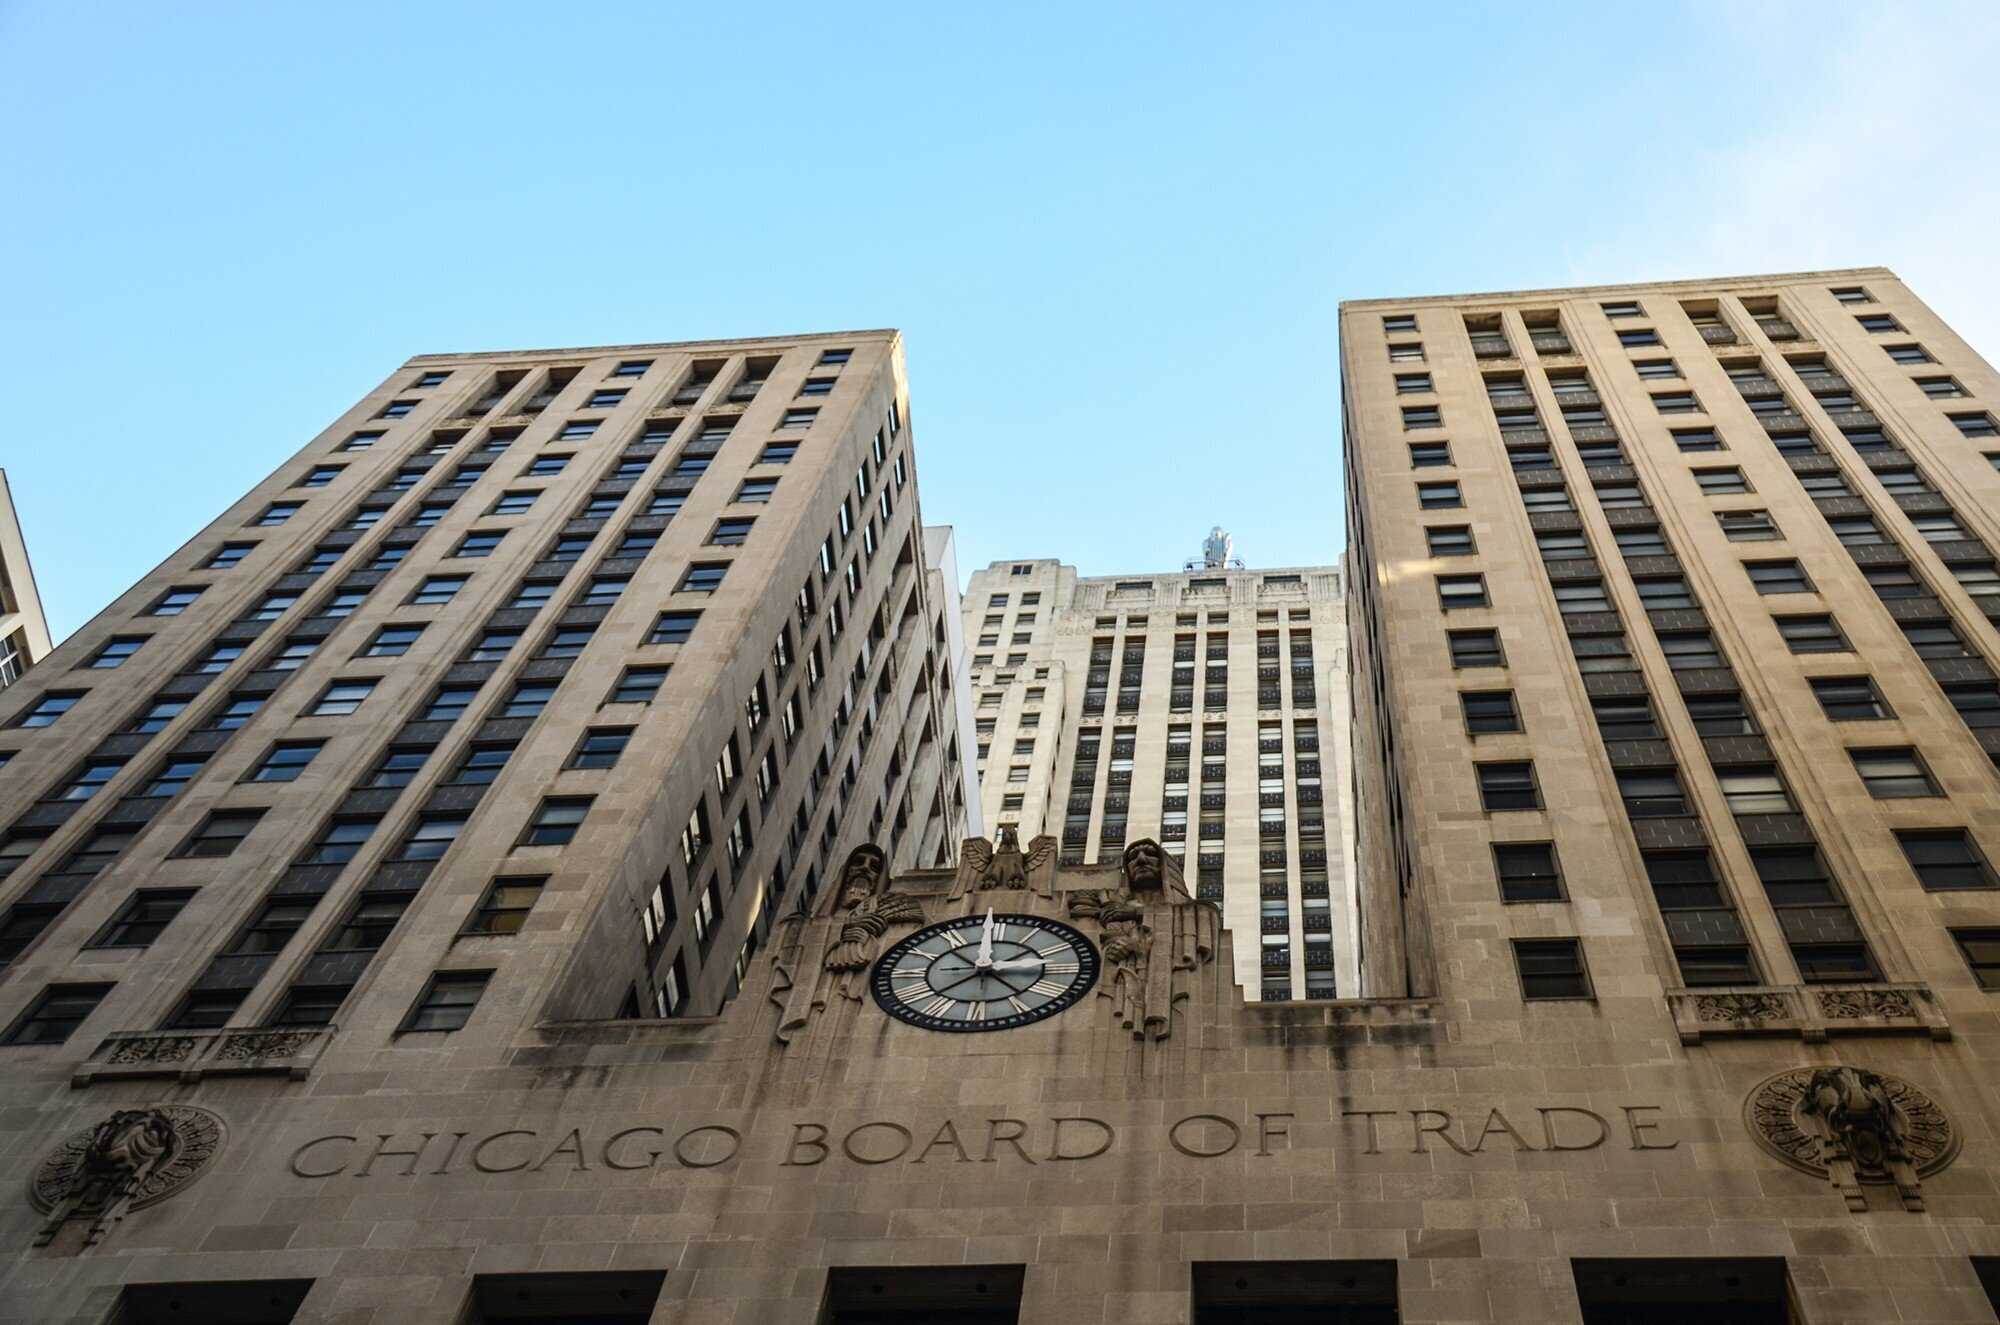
[1122,841,1164,891]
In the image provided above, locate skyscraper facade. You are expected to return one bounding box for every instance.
[960,549,1357,999]
[1343,267,2000,1006]
[0,469,50,690]
[0,330,969,1034]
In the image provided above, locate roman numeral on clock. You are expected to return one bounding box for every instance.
[909,994,956,1017]
[1028,979,1067,999]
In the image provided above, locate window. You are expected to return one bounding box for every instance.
[1448,629,1504,668]
[1617,329,1660,347]
[570,728,631,769]
[1425,525,1474,557]
[1952,929,2000,989]
[1406,441,1453,469]
[462,629,519,662]
[1717,510,1780,541]
[1744,559,1811,594]
[578,575,628,607]
[16,692,81,728]
[1950,411,2000,439]
[1652,392,1699,414]
[423,685,482,722]
[1799,674,1891,721]
[500,571,570,606]
[708,517,755,546]
[1382,314,1417,332]
[648,611,700,644]
[1776,614,1847,653]
[1885,343,1933,364]
[502,682,557,718]
[1388,342,1425,362]
[204,691,266,731]
[523,797,592,845]
[1693,467,1749,495]
[84,637,145,669]
[1415,481,1461,509]
[390,813,465,863]
[447,529,506,560]
[255,502,303,526]
[87,890,196,950]
[1394,372,1433,394]
[609,666,668,703]
[1950,561,2000,600]
[205,542,259,569]
[1593,483,1645,509]
[360,624,424,658]
[679,562,729,593]
[1911,513,1972,544]
[449,743,517,786]
[364,746,432,789]
[249,741,321,783]
[1476,761,1539,811]
[779,408,817,428]
[1852,748,1938,798]
[1619,769,1688,817]
[489,491,537,515]
[1401,405,1441,430]
[1461,690,1520,734]
[1633,575,1694,609]
[126,698,188,733]
[147,586,204,616]
[409,576,466,607]
[3,984,112,1045]
[1591,695,1659,741]
[402,971,490,1032]
[1436,574,1488,610]
[142,756,207,797]
[1895,830,1995,892]
[248,592,299,622]
[1514,939,1589,999]
[316,590,366,620]
[55,758,125,801]
[1494,843,1562,902]
[1633,359,1680,380]
[1718,766,1793,814]
[305,679,373,717]
[538,625,597,660]
[1856,314,1901,333]
[464,877,546,936]
[1553,582,1611,615]
[1947,682,2000,728]
[1901,620,1969,658]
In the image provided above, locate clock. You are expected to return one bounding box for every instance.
[871,910,1099,1032]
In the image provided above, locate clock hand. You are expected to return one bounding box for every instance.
[988,958,1046,970]
[976,908,995,969]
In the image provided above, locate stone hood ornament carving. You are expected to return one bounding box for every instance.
[31,1105,224,1247]
[951,826,1057,900]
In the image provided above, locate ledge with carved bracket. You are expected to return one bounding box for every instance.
[71,1027,336,1088]
[1666,983,1947,1046]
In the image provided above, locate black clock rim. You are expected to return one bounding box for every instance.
[869,913,1100,1033]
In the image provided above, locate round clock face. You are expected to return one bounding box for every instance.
[871,912,1099,1032]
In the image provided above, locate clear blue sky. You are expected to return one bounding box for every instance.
[6,2,1997,641]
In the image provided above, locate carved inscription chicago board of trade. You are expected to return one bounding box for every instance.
[287,1102,1681,1179]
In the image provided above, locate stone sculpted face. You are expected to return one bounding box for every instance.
[837,846,887,909]
[1122,840,1164,891]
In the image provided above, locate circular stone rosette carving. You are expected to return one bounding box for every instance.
[1744,1067,1958,1182]
[28,1105,226,1215]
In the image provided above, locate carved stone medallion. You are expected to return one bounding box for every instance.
[1745,1066,1957,1212]
[29,1105,225,1246]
